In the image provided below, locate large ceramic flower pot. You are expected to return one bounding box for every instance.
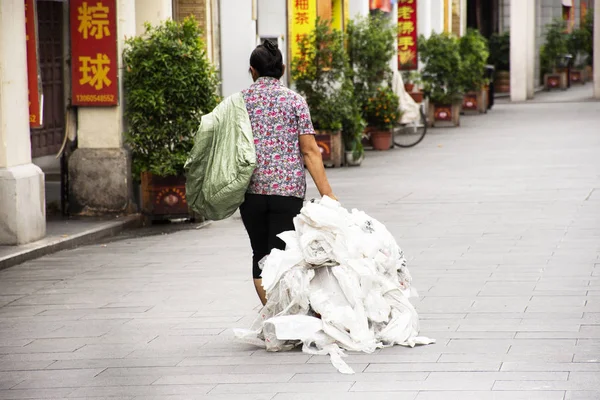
[495,70,510,93]
[315,130,343,168]
[427,103,460,127]
[141,172,192,220]
[369,129,392,151]
[345,151,364,166]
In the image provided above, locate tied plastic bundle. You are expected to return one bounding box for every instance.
[233,197,435,373]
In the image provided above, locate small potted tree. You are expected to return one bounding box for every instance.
[347,14,396,148]
[419,32,464,127]
[402,70,421,93]
[488,31,510,93]
[123,17,219,220]
[292,18,350,168]
[363,86,400,150]
[581,12,594,82]
[567,27,587,84]
[541,19,569,90]
[459,29,489,113]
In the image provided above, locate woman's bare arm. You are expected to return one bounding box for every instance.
[299,135,336,200]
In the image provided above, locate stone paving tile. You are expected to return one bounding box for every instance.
[0,99,598,398]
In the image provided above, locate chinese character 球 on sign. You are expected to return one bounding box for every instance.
[78,1,110,39]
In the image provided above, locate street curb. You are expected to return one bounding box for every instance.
[0,215,142,271]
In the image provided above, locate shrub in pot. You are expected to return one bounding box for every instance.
[581,11,594,80]
[401,70,421,93]
[363,86,400,151]
[488,31,510,93]
[459,29,489,113]
[347,14,396,147]
[123,17,219,218]
[292,18,352,167]
[568,14,593,83]
[540,19,569,90]
[418,32,464,127]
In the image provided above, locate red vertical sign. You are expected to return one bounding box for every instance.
[70,0,118,106]
[397,0,418,71]
[25,0,42,127]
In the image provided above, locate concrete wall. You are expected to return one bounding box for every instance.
[219,0,256,97]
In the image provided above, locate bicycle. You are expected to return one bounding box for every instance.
[392,103,427,148]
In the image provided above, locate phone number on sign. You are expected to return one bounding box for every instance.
[75,94,116,103]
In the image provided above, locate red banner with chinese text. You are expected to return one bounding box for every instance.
[70,0,118,106]
[25,0,42,127]
[397,0,418,71]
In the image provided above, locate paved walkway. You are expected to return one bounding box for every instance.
[0,97,599,400]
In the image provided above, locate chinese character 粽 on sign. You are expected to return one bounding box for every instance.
[397,0,418,70]
[70,0,118,106]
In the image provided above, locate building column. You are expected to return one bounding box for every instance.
[0,0,46,244]
[510,0,531,102]
[526,0,536,99]
[594,0,600,99]
[135,0,172,35]
[418,0,432,38]
[68,0,136,214]
[348,0,369,18]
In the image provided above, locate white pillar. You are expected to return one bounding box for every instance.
[594,0,600,99]
[69,0,137,213]
[0,0,46,244]
[349,0,369,18]
[135,0,172,35]
[526,0,536,99]
[418,0,432,38]
[510,0,528,102]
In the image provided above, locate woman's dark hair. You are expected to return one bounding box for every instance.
[250,40,284,79]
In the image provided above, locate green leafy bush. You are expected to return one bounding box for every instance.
[292,18,349,132]
[292,18,365,157]
[488,31,510,71]
[581,11,594,67]
[540,19,568,76]
[418,32,464,104]
[123,17,219,179]
[459,29,489,92]
[346,14,396,109]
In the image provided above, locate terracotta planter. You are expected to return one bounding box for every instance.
[369,129,392,151]
[495,70,510,93]
[315,130,343,167]
[570,69,585,85]
[141,172,191,219]
[409,91,424,103]
[404,83,415,92]
[427,103,460,127]
[544,72,567,90]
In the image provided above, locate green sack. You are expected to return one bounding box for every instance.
[184,92,256,220]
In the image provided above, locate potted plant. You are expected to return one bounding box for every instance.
[540,19,569,90]
[123,17,219,219]
[346,14,396,148]
[459,29,490,113]
[488,31,510,93]
[418,32,464,127]
[363,86,400,150]
[340,83,367,166]
[402,70,421,93]
[567,26,588,84]
[292,18,350,168]
[580,12,594,82]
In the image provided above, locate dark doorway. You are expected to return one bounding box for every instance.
[467,0,500,38]
[31,1,65,159]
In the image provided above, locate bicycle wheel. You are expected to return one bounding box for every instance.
[393,106,427,148]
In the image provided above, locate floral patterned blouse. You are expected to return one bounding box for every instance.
[242,77,315,199]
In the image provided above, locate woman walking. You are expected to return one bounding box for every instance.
[240,40,336,305]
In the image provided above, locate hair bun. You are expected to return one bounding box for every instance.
[263,40,279,55]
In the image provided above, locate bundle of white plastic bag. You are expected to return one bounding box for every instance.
[233,196,435,373]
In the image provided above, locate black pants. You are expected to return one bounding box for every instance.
[240,194,303,279]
